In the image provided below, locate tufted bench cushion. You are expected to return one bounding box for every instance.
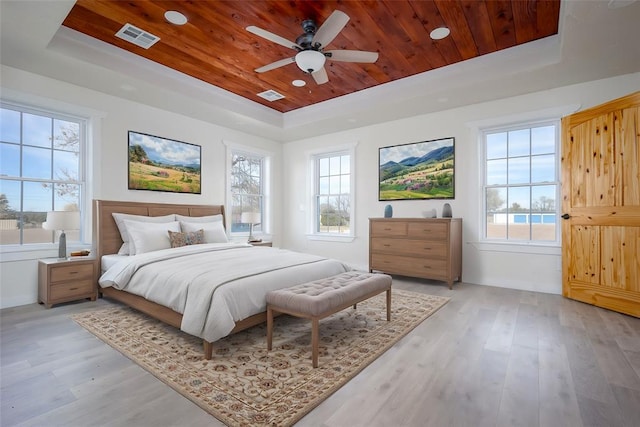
[266,271,392,316]
[266,271,392,367]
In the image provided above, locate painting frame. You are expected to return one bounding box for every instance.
[128,131,201,194]
[379,137,455,201]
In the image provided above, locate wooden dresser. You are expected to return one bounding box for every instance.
[369,218,462,289]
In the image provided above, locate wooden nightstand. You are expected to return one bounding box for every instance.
[38,258,97,308]
[249,241,272,247]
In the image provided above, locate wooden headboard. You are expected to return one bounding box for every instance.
[93,200,225,259]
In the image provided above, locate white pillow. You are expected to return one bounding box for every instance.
[112,213,176,255]
[181,220,228,243]
[175,214,223,223]
[125,220,181,255]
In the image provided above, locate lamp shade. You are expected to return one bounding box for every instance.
[240,212,261,225]
[42,211,80,231]
[295,50,326,73]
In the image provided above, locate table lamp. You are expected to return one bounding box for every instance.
[42,210,80,259]
[240,212,261,243]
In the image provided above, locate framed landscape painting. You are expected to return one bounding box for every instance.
[379,137,454,201]
[128,131,201,194]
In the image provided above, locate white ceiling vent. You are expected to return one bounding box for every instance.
[257,89,285,102]
[115,23,160,49]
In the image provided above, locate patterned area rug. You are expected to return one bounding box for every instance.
[73,290,449,426]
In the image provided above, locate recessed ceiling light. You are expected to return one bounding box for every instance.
[292,79,306,87]
[430,27,450,40]
[165,11,187,25]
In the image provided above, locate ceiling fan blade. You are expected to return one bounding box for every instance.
[246,25,301,50]
[311,67,329,85]
[326,50,379,63]
[255,57,295,73]
[312,10,349,48]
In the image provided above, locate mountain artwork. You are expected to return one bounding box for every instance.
[379,137,454,201]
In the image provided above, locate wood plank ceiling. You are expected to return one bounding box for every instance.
[62,0,561,113]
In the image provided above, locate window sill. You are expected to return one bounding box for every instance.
[0,243,91,262]
[306,234,355,243]
[470,240,560,255]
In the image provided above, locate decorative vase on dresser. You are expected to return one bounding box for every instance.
[369,217,462,289]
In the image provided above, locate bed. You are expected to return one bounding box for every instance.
[93,200,352,359]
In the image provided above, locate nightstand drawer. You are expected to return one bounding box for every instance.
[50,263,94,283]
[50,279,95,300]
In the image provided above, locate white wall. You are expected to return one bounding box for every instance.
[281,72,640,295]
[0,65,283,308]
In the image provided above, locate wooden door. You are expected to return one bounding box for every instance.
[561,91,640,317]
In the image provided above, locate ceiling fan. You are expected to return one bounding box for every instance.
[246,10,379,85]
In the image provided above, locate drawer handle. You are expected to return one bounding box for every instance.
[422,266,432,269]
[383,244,391,247]
[69,271,78,275]
[384,228,392,231]
[69,287,78,290]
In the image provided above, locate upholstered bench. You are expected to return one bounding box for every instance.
[266,271,392,368]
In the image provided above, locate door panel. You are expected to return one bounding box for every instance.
[600,226,640,290]
[562,92,640,317]
[569,225,600,285]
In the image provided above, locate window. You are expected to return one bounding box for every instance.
[229,148,266,235]
[312,150,353,238]
[0,103,86,246]
[483,121,559,243]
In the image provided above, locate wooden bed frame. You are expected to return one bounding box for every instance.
[93,199,269,359]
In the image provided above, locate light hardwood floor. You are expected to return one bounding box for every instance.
[2,278,639,427]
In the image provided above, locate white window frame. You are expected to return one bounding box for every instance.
[0,101,90,254]
[481,119,561,246]
[306,142,357,242]
[224,141,272,241]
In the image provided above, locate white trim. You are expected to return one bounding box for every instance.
[306,142,358,240]
[0,243,91,262]
[469,240,561,255]
[0,95,99,252]
[469,105,570,246]
[306,234,355,243]
[223,140,273,237]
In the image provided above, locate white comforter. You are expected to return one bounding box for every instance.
[99,243,352,342]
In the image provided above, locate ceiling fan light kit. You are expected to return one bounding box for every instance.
[295,50,326,73]
[247,10,379,85]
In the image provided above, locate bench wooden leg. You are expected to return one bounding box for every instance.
[267,306,274,351]
[386,288,391,321]
[311,317,319,368]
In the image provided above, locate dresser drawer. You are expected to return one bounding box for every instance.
[50,279,95,300]
[370,221,407,237]
[50,263,94,283]
[371,253,447,278]
[371,238,447,258]
[407,222,448,240]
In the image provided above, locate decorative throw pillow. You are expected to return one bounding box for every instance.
[168,229,205,248]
